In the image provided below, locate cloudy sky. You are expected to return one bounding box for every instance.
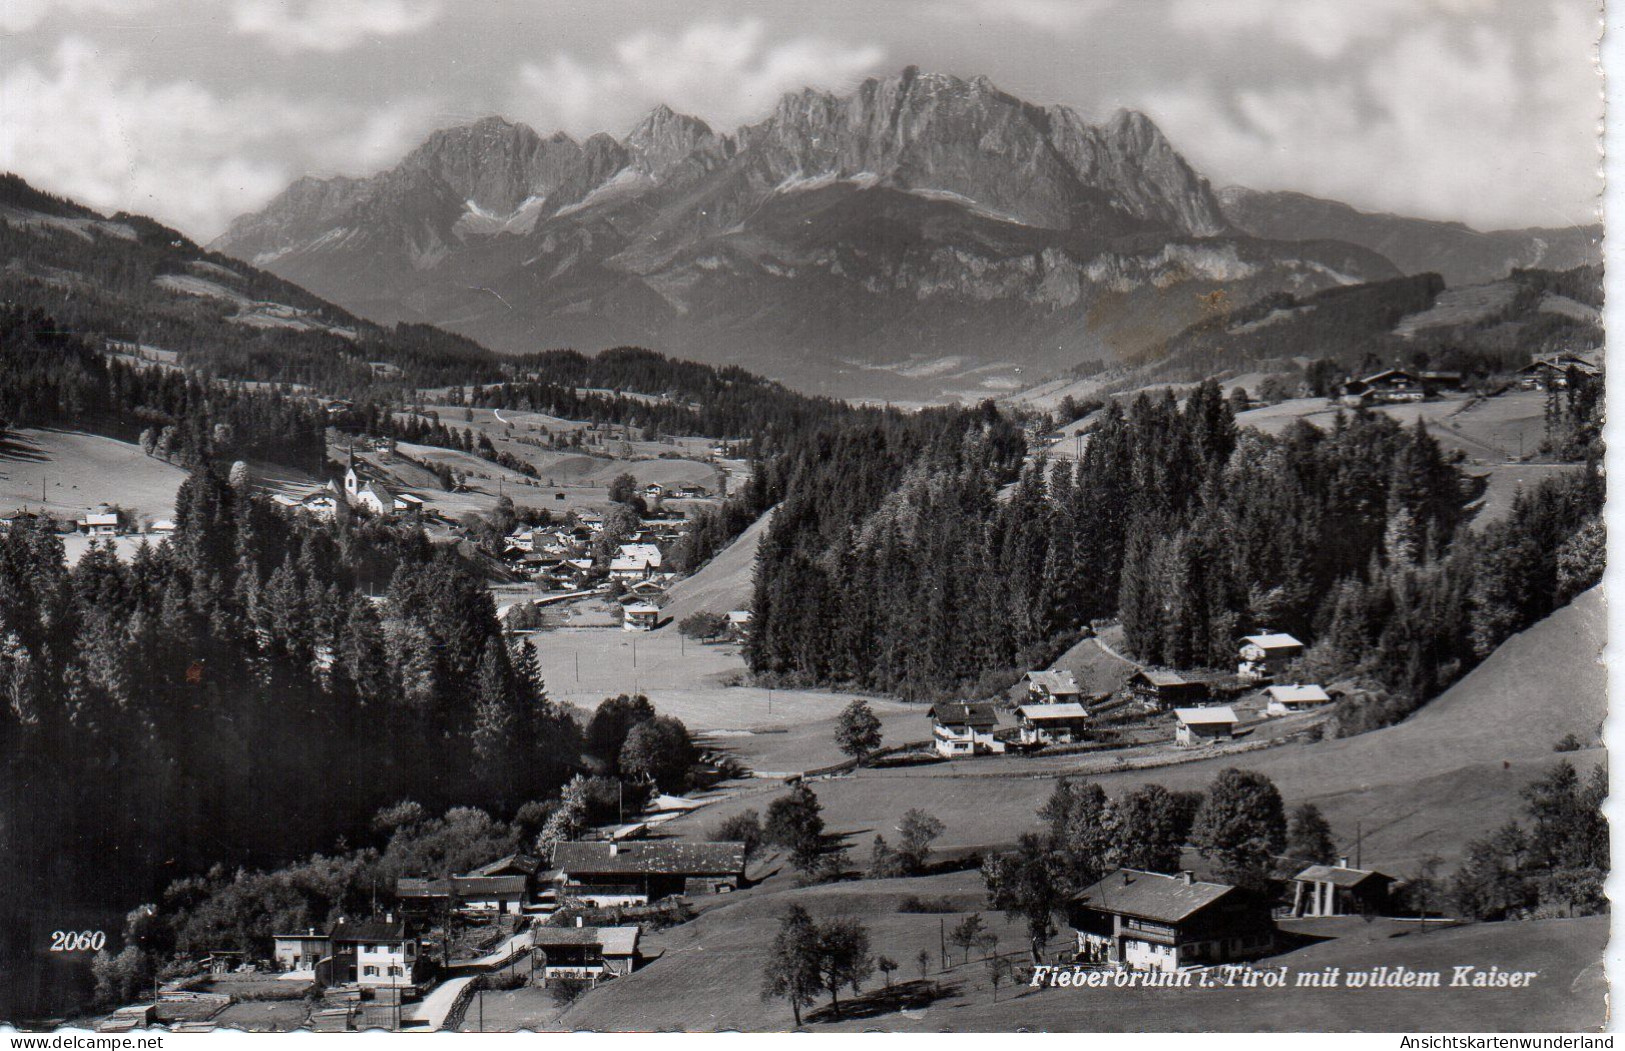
[0,0,1602,240]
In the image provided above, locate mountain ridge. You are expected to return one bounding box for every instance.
[210,68,1583,398]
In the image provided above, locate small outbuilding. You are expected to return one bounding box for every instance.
[1173,706,1238,747]
[1291,859,1400,918]
[1265,683,1334,715]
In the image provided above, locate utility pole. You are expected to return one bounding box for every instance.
[939,917,947,972]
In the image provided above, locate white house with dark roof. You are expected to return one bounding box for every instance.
[928,702,1004,757]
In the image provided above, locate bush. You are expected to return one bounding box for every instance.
[678,611,728,640]
[897,895,959,914]
[550,977,593,1008]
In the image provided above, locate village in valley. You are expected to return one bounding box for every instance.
[0,332,1591,1034]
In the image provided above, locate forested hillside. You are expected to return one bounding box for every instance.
[1152,265,1602,385]
[747,384,1603,719]
[0,307,327,473]
[0,465,579,947]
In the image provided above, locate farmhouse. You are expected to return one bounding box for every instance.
[530,925,642,982]
[550,840,747,907]
[1025,669,1083,703]
[928,701,1005,757]
[392,492,425,515]
[670,484,709,499]
[623,603,660,631]
[643,483,665,500]
[1291,859,1400,918]
[1265,683,1334,715]
[727,610,753,636]
[1129,669,1209,711]
[1237,632,1304,681]
[396,854,542,916]
[1519,354,1600,391]
[1068,869,1276,973]
[1173,706,1238,747]
[1339,368,1426,405]
[1015,703,1090,745]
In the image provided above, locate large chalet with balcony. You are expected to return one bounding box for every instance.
[1067,869,1276,973]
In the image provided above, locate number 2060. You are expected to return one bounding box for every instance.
[50,930,106,952]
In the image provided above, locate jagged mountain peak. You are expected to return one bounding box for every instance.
[625,104,718,174]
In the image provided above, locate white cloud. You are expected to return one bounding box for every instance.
[231,0,443,53]
[1166,0,1494,60]
[0,37,436,237]
[936,0,1109,31]
[0,0,159,35]
[513,19,886,138]
[1143,5,1602,229]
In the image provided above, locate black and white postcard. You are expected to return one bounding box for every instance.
[0,0,1609,1036]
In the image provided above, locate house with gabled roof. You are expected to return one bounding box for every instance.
[530,925,642,982]
[1015,703,1090,745]
[928,702,1004,757]
[1519,353,1601,391]
[321,916,420,992]
[1129,669,1210,711]
[1237,632,1304,681]
[549,840,747,907]
[1264,683,1334,715]
[1025,669,1082,703]
[1174,706,1238,747]
[1067,869,1275,973]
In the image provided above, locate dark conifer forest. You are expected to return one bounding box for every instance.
[0,465,580,960]
[745,383,1603,714]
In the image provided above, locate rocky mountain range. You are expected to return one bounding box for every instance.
[214,68,1594,400]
